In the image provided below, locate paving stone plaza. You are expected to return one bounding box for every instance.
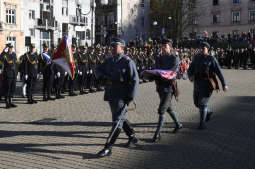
[0,69,255,169]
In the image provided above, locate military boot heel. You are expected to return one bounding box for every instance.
[5,97,10,109]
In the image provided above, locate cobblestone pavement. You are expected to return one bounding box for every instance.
[0,69,255,169]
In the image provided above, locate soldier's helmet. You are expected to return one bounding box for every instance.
[42,43,48,48]
[30,43,35,48]
[6,43,14,48]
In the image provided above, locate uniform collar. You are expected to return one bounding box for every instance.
[113,52,124,62]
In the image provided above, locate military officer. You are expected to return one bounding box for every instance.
[152,38,183,143]
[77,46,89,94]
[95,38,139,158]
[39,43,55,101]
[0,43,18,108]
[188,42,228,130]
[24,43,39,104]
[95,47,105,91]
[88,47,97,92]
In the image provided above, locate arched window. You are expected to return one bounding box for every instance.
[86,29,91,40]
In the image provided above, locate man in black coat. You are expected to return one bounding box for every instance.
[0,43,18,108]
[24,43,39,104]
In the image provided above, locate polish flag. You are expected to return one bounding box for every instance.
[52,36,75,79]
[142,69,177,80]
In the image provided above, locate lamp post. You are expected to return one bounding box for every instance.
[152,21,158,38]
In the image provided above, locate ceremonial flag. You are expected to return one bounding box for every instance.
[142,69,177,80]
[52,35,75,79]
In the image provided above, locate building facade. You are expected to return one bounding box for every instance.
[0,0,24,57]
[95,0,151,45]
[187,0,255,37]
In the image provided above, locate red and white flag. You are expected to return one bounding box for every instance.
[142,69,177,80]
[52,36,75,79]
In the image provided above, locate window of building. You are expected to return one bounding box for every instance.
[212,14,220,24]
[29,10,35,20]
[6,36,16,51]
[232,11,240,22]
[85,17,88,26]
[249,10,255,21]
[233,0,240,3]
[29,28,35,36]
[62,0,68,16]
[6,8,16,24]
[86,29,91,40]
[213,0,219,5]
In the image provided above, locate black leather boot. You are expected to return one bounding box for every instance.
[123,120,139,147]
[152,114,165,143]
[152,132,161,143]
[97,128,121,158]
[9,98,17,108]
[5,97,10,109]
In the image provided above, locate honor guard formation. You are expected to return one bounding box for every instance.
[7,33,255,157]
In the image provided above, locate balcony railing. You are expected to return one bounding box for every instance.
[69,15,87,26]
[35,18,55,30]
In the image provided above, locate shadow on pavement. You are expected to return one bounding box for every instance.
[0,96,255,168]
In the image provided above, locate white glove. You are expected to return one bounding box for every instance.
[79,71,83,76]
[87,71,89,74]
[4,47,8,53]
[57,72,61,78]
[55,75,57,79]
[25,75,28,80]
[37,74,40,79]
[65,72,67,76]
[90,70,93,74]
[78,70,80,74]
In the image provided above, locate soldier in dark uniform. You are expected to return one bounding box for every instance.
[226,47,233,69]
[95,47,105,91]
[53,63,65,99]
[38,43,55,101]
[0,43,18,108]
[95,38,139,158]
[242,48,249,70]
[88,47,97,92]
[24,43,39,104]
[188,42,228,130]
[77,46,89,94]
[152,39,183,143]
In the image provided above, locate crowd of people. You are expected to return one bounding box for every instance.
[0,35,254,109]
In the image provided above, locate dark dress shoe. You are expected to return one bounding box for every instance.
[43,97,48,101]
[27,101,33,104]
[173,123,183,133]
[5,104,11,109]
[206,112,213,122]
[9,103,17,108]
[198,123,206,130]
[47,97,55,101]
[69,92,77,96]
[152,133,161,143]
[124,136,139,148]
[32,99,38,104]
[97,148,112,158]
